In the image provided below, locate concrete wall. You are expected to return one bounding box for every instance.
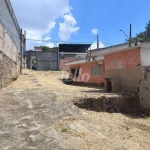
[138,67,150,114]
[0,0,21,50]
[104,48,142,92]
[0,0,21,89]
[68,61,105,85]
[105,67,143,92]
[27,51,59,71]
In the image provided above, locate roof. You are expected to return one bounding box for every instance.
[59,44,91,53]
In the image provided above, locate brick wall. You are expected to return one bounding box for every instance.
[0,0,21,89]
[105,67,143,92]
[0,24,20,89]
[60,57,80,71]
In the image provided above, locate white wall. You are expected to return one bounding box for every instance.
[140,48,150,66]
[76,53,86,58]
[0,24,19,62]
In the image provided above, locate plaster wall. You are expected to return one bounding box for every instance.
[140,47,150,66]
[0,0,21,89]
[104,48,141,71]
[68,61,105,85]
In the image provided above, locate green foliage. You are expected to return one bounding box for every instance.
[40,46,58,52]
[132,20,150,41]
[144,115,150,119]
[32,59,36,65]
[61,128,68,132]
[126,126,129,130]
[40,46,50,51]
[52,47,58,52]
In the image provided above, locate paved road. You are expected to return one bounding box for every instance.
[0,88,81,150]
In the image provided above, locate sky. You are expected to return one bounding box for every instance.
[10,0,150,50]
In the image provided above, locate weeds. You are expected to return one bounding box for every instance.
[61,128,68,132]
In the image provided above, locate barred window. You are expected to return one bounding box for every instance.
[91,66,102,76]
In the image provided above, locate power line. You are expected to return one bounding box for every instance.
[0,14,115,47]
[26,34,95,42]
[0,12,115,46]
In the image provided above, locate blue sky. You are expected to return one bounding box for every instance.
[11,0,150,49]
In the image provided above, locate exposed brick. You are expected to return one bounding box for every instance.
[0,24,20,89]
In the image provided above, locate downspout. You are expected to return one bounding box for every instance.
[20,28,22,73]
[58,46,60,70]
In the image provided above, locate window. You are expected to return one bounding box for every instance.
[71,68,79,78]
[91,66,102,76]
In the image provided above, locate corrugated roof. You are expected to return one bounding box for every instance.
[92,42,128,51]
[59,44,91,53]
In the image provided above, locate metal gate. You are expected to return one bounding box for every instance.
[36,51,58,71]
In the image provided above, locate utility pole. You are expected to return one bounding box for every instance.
[119,24,132,47]
[97,34,99,49]
[24,30,26,68]
[129,24,132,47]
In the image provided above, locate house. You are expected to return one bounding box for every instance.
[65,41,150,88]
[65,57,105,86]
[59,43,91,71]
[65,41,150,113]
[34,46,42,51]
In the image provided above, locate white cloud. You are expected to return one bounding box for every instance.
[89,41,105,50]
[58,13,80,41]
[26,30,43,40]
[91,28,98,35]
[10,0,75,49]
[45,43,54,48]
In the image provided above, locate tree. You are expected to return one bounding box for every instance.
[40,46,50,51]
[52,47,58,52]
[132,20,150,42]
[145,20,150,39]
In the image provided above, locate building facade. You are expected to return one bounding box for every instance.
[0,0,22,89]
[65,41,150,113]
[66,58,105,86]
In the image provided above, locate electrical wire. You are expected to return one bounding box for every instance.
[0,13,116,47]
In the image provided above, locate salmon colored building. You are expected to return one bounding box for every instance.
[65,41,150,89]
[65,58,105,86]
[65,41,150,114]
[104,47,142,92]
[60,57,80,71]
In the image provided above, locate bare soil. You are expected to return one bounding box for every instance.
[0,69,150,150]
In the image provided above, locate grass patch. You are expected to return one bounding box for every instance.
[61,128,68,132]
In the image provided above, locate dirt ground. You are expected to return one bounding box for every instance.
[0,69,150,150]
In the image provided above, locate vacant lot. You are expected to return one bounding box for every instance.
[0,69,150,150]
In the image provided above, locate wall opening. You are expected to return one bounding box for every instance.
[71,67,80,78]
[106,78,112,92]
[32,58,36,70]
